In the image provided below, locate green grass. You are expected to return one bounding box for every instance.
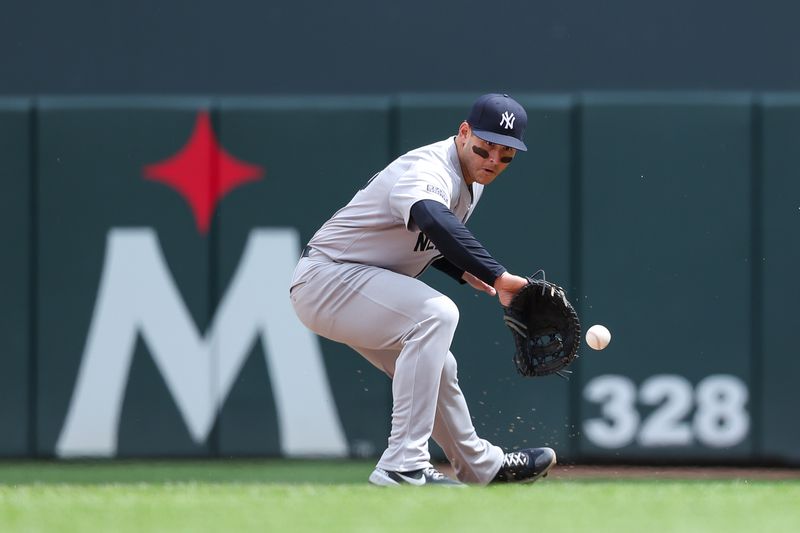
[0,461,798,533]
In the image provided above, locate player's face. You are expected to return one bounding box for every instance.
[458,125,516,186]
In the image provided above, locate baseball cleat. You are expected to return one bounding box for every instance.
[368,466,464,487]
[491,447,557,484]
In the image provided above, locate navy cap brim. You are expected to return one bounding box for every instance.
[472,129,528,151]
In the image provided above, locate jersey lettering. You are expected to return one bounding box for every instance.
[414,232,436,252]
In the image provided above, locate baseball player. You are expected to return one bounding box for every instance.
[290,94,557,486]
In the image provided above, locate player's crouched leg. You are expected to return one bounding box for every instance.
[491,447,557,484]
[399,294,460,366]
[417,294,459,338]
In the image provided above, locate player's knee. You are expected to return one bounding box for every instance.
[429,296,459,331]
[441,352,458,380]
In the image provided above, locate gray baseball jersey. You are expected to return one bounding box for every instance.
[307,137,484,276]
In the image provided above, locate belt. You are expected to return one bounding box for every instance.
[301,245,312,258]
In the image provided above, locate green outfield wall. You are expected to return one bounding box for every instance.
[0,94,797,465]
[0,100,31,456]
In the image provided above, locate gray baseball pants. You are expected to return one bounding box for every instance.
[289,251,503,484]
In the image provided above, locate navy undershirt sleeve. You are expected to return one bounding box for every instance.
[431,257,467,284]
[410,199,506,286]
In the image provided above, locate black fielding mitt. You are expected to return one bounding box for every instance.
[503,271,581,379]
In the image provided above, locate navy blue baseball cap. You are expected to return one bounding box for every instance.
[467,93,528,151]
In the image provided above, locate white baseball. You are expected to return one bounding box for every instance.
[586,324,611,350]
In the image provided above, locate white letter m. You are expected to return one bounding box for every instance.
[56,228,347,458]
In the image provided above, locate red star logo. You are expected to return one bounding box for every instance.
[143,111,264,234]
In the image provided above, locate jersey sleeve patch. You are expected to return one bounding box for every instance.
[426,184,449,204]
[389,165,455,232]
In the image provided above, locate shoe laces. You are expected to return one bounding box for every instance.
[502,451,529,468]
[423,467,447,480]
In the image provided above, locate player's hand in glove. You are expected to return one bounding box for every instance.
[502,271,581,379]
[493,272,529,307]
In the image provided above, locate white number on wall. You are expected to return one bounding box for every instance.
[582,374,749,449]
[638,375,694,446]
[693,375,749,447]
[583,375,639,448]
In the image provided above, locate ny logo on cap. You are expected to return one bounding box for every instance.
[500,111,516,130]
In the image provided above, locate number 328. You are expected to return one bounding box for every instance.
[582,374,749,449]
